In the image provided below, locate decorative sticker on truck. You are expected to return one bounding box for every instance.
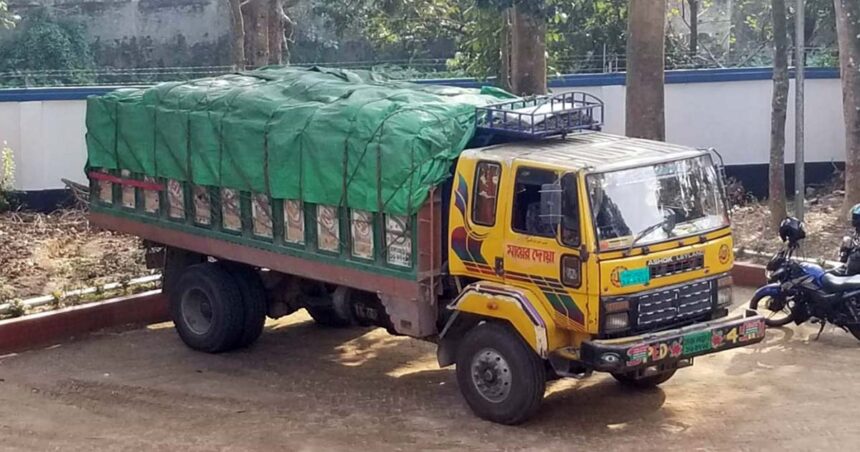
[121,170,135,209]
[284,200,305,245]
[506,245,556,264]
[252,194,273,238]
[98,170,113,205]
[386,215,412,267]
[168,179,185,219]
[143,176,160,214]
[352,210,374,260]
[221,188,241,231]
[719,244,731,264]
[193,186,211,225]
[317,205,340,252]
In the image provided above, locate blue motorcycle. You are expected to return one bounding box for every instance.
[749,217,860,340]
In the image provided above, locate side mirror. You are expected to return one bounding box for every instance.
[540,183,562,228]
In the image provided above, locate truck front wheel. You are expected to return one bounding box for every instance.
[455,322,546,425]
[170,263,245,353]
[611,369,677,389]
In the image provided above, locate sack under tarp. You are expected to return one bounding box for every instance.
[86,66,510,215]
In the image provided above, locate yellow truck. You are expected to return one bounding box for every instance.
[86,67,765,425]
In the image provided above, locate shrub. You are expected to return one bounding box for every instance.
[0,141,14,212]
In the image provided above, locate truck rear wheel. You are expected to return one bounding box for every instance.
[455,322,546,425]
[305,285,352,328]
[306,306,352,327]
[218,262,268,349]
[611,369,677,389]
[170,263,245,353]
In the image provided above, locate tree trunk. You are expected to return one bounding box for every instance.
[835,0,860,209]
[625,0,666,141]
[246,0,270,68]
[227,0,245,70]
[507,5,547,96]
[500,8,513,93]
[688,0,699,59]
[268,0,285,65]
[769,0,789,229]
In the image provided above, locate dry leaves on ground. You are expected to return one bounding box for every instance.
[731,189,854,262]
[0,209,150,301]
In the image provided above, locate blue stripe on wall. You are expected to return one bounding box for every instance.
[0,67,841,102]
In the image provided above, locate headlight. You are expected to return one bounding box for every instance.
[717,276,733,307]
[604,312,629,331]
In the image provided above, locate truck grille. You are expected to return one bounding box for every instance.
[649,254,705,278]
[635,280,713,329]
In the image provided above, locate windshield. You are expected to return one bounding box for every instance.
[586,155,728,251]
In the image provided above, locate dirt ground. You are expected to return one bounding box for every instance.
[0,287,859,451]
[731,186,854,261]
[0,210,148,301]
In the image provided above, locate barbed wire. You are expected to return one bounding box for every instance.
[0,47,839,89]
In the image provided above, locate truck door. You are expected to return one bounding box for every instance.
[448,159,508,283]
[502,166,589,332]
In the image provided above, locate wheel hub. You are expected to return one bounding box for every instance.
[470,348,512,403]
[181,288,214,335]
[766,297,787,312]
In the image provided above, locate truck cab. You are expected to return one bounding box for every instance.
[441,132,764,424]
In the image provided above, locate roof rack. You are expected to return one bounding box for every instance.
[475,91,604,140]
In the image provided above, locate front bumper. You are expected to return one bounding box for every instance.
[578,309,766,373]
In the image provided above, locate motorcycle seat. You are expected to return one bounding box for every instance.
[821,273,860,292]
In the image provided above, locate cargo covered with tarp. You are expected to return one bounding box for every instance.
[85,66,510,215]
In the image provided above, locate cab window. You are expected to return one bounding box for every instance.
[511,167,556,238]
[561,173,581,247]
[472,162,501,226]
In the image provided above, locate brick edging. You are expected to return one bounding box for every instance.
[0,290,167,355]
[732,262,767,287]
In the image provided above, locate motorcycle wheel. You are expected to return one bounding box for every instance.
[847,325,860,342]
[749,295,796,327]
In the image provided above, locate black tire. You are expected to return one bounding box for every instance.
[306,305,352,328]
[847,325,860,342]
[218,262,267,349]
[749,295,796,327]
[162,248,205,295]
[611,369,677,389]
[455,322,546,425]
[170,263,245,353]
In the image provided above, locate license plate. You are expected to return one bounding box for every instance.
[682,331,712,355]
[620,267,650,286]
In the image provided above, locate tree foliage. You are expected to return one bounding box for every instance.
[0,1,20,29]
[314,0,627,79]
[0,9,95,86]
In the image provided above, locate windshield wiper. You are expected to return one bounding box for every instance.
[627,211,675,254]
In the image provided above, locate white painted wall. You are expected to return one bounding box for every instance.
[556,77,846,166]
[0,100,88,191]
[0,76,848,192]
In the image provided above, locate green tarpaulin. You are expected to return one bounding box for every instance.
[86,66,510,215]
